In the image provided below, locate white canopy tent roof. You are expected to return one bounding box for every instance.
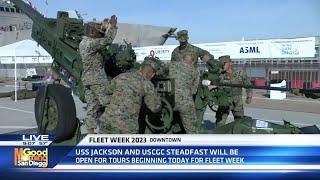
[0,39,52,64]
[0,39,50,56]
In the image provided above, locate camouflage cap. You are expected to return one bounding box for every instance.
[87,22,105,33]
[218,55,231,65]
[142,56,161,72]
[177,30,188,37]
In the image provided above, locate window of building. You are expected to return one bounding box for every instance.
[5,7,10,12]
[0,7,4,12]
[10,8,15,13]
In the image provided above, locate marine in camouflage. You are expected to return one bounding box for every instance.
[171,30,213,130]
[168,57,200,134]
[79,24,118,86]
[215,56,253,127]
[99,59,162,134]
[79,22,118,132]
[171,30,213,64]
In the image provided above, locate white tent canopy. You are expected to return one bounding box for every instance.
[0,39,52,64]
[0,39,50,56]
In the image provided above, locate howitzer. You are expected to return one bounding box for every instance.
[196,71,320,134]
[11,0,136,101]
[143,65,320,134]
[11,0,137,144]
[204,83,320,112]
[9,1,319,138]
[197,58,320,112]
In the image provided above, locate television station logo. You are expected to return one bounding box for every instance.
[21,135,51,146]
[14,148,48,168]
[12,135,51,168]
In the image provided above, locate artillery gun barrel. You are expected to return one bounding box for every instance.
[218,83,288,91]
[11,0,86,101]
[218,83,319,92]
[217,83,320,98]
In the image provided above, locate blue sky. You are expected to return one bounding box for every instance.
[32,0,319,45]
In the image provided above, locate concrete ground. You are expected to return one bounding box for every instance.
[0,81,319,134]
[204,94,320,127]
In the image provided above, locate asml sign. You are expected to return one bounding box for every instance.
[133,37,316,61]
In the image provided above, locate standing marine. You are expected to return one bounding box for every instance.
[79,15,118,134]
[169,54,200,133]
[215,55,253,127]
[171,29,215,127]
[99,58,162,134]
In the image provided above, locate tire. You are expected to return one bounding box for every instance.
[144,98,173,134]
[34,84,77,143]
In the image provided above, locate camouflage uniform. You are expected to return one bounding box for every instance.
[171,30,213,128]
[99,71,161,134]
[171,43,213,64]
[215,70,253,127]
[79,25,118,130]
[169,61,200,133]
[171,30,213,64]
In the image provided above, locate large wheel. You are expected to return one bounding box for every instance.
[35,84,77,143]
[145,98,173,134]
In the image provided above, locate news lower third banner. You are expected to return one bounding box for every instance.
[1,134,320,171]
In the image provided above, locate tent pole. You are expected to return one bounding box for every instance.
[14,54,17,102]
